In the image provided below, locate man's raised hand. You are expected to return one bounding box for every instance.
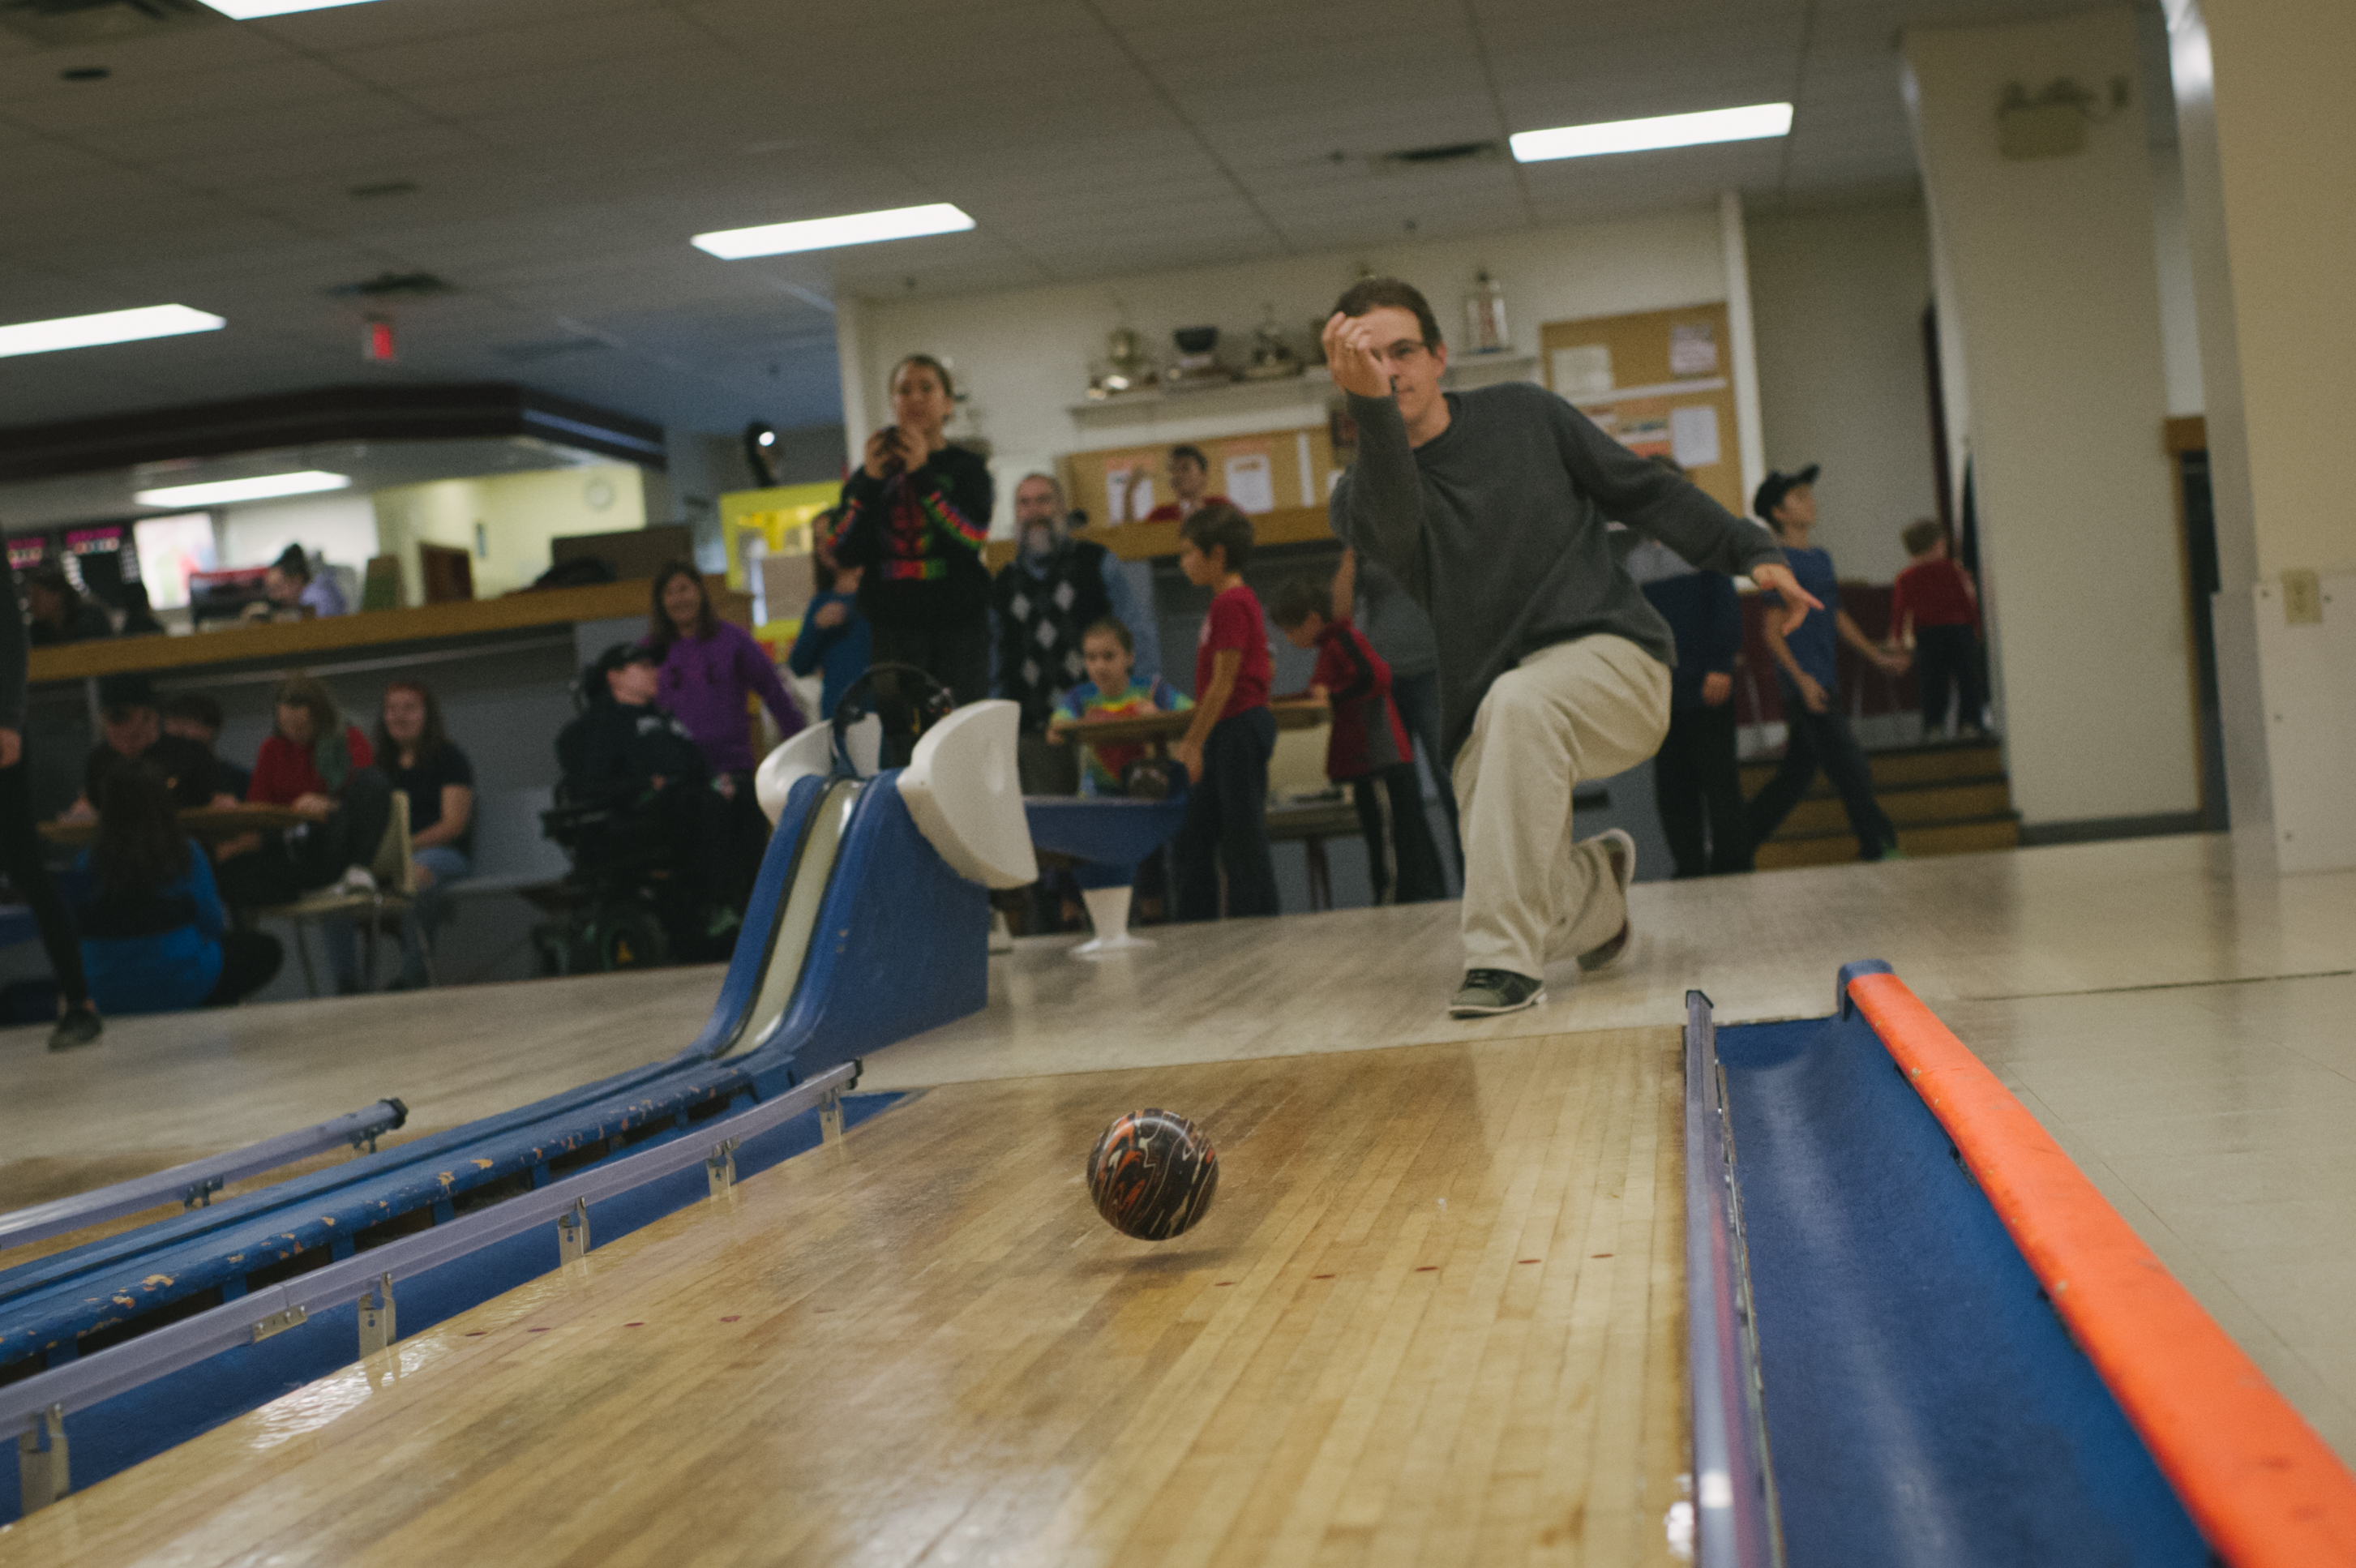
[1750,562,1823,636]
[1322,313,1390,400]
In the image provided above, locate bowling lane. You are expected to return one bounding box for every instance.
[0,967,719,1244]
[866,835,2356,1092]
[4,1030,1686,1568]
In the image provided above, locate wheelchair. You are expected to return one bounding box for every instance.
[529,700,726,976]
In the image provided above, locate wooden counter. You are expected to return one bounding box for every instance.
[26,581,655,686]
[980,504,1334,572]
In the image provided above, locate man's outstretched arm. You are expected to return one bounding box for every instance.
[1323,322,1430,599]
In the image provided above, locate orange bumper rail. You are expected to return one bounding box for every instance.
[1848,971,2356,1568]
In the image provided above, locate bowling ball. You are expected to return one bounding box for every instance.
[1086,1109,1218,1240]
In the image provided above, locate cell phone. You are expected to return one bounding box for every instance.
[876,424,906,475]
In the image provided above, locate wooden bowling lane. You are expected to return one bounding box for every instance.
[0,967,719,1258]
[3,1029,1686,1568]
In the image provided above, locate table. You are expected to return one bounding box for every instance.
[40,803,307,849]
[1046,696,1327,751]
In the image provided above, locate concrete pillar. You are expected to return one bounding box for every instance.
[1902,6,2200,836]
[1718,188,1767,505]
[2165,0,2356,873]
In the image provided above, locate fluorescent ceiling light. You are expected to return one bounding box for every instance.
[0,304,224,360]
[203,0,383,18]
[134,471,351,508]
[1510,103,1793,163]
[693,203,975,260]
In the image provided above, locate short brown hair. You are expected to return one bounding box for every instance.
[1902,519,1945,556]
[1082,616,1133,654]
[1334,276,1443,349]
[1270,576,1331,629]
[889,353,954,399]
[1179,502,1254,572]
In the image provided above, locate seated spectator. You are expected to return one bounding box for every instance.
[63,674,228,820]
[375,680,473,990]
[567,642,739,944]
[163,691,251,801]
[1049,618,1191,798]
[215,674,392,993]
[72,757,282,1013]
[263,545,347,619]
[24,566,113,646]
[118,583,166,637]
[789,512,871,720]
[1049,616,1189,923]
[1270,576,1446,906]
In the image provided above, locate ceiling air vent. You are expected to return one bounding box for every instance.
[1377,139,1503,172]
[328,272,456,300]
[0,0,216,46]
[495,338,613,365]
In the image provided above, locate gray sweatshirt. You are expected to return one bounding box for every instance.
[1330,383,1784,760]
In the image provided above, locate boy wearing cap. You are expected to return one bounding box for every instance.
[1324,280,1816,1017]
[1745,466,1909,860]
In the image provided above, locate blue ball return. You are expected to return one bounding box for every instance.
[1022,795,1188,958]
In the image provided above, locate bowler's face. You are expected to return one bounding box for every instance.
[1351,305,1448,425]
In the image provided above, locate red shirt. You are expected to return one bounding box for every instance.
[1144,494,1232,523]
[1311,618,1412,782]
[1195,582,1271,721]
[1891,559,1980,633]
[249,725,374,804]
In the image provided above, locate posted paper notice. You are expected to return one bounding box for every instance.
[1223,452,1275,513]
[1669,405,1721,469]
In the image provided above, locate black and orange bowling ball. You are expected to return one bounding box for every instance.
[1086,1109,1218,1240]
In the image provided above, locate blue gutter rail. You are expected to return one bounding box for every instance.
[5,1062,859,1514]
[2,765,992,1518]
[1711,976,2212,1566]
[0,1099,408,1253]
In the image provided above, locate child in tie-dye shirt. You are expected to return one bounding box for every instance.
[1049,619,1191,797]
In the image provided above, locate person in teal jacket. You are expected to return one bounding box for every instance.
[72,758,282,1013]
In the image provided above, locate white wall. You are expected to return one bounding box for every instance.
[1746,200,1943,583]
[1905,8,2200,830]
[2170,0,2356,871]
[845,208,1734,533]
[217,493,380,577]
[2149,143,2207,417]
[373,464,647,600]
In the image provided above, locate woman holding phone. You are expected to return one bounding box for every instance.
[831,354,995,715]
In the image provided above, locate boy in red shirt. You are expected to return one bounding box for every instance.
[1170,503,1279,919]
[1272,577,1445,906]
[1890,519,1985,740]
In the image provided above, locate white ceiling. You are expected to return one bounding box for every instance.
[0,0,2159,442]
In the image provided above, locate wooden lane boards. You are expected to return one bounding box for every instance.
[8,1031,1686,1568]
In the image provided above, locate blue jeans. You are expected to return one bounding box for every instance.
[400,845,471,986]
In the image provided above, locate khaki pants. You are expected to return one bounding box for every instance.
[1452,635,1672,980]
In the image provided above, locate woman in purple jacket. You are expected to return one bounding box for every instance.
[648,562,806,904]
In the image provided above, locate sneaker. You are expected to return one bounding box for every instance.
[1577,829,1638,974]
[335,865,379,896]
[1450,968,1546,1017]
[48,1005,102,1052]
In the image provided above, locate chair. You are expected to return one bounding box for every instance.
[255,792,421,996]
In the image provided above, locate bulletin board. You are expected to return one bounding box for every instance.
[1540,303,1743,516]
[1058,424,1340,530]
